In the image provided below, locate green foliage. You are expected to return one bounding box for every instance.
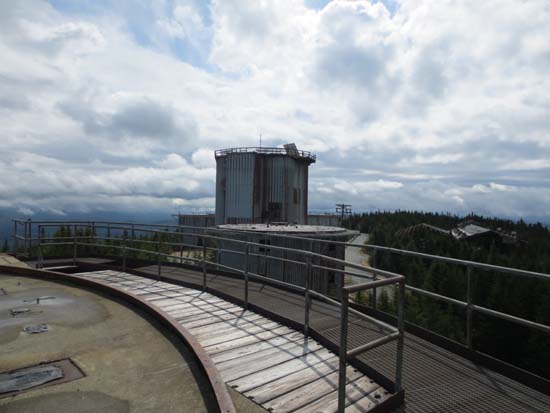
[352,211,550,378]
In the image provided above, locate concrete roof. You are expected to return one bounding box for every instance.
[0,273,212,412]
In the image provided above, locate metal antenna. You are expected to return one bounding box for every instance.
[335,203,352,223]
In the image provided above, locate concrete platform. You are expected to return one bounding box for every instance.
[0,272,214,412]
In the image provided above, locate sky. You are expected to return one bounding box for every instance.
[1,0,550,222]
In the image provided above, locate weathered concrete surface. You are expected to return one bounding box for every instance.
[0,273,211,412]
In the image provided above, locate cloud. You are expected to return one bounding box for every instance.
[59,96,198,155]
[0,0,549,221]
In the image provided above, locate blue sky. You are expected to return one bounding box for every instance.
[1,0,549,221]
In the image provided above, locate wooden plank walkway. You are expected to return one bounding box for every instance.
[130,264,550,413]
[75,270,391,412]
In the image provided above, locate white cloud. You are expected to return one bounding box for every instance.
[0,0,549,221]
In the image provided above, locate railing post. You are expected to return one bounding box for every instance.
[395,278,405,393]
[72,224,77,266]
[202,242,207,291]
[304,255,312,338]
[122,233,127,273]
[338,289,349,413]
[466,266,473,350]
[244,244,250,309]
[13,221,18,257]
[180,236,184,265]
[23,219,29,257]
[37,224,43,269]
[157,238,161,279]
[372,274,378,311]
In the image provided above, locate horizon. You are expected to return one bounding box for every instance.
[1,1,550,225]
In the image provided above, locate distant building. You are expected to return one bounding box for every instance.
[214,144,316,225]
[307,214,341,227]
[396,220,518,245]
[214,223,358,294]
[451,222,517,244]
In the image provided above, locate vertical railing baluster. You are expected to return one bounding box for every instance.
[372,274,378,311]
[395,278,405,392]
[338,289,349,413]
[202,242,207,291]
[72,224,77,266]
[13,220,18,257]
[304,255,312,338]
[157,237,161,279]
[122,233,127,273]
[37,224,43,269]
[466,266,473,349]
[244,244,250,309]
[23,220,28,257]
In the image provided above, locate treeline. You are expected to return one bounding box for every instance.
[32,226,197,262]
[346,211,550,378]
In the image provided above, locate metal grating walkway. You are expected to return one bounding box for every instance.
[129,264,550,413]
[75,270,393,412]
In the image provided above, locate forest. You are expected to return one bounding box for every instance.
[345,211,550,378]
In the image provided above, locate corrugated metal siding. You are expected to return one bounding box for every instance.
[229,152,255,221]
[217,231,350,295]
[216,151,311,225]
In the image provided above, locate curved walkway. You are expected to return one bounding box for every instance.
[75,270,392,413]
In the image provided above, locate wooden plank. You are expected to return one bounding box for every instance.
[263,366,363,413]
[145,289,201,299]
[204,325,293,355]
[236,356,339,398]
[220,348,333,383]
[172,305,245,322]
[184,312,264,331]
[195,320,281,345]
[149,294,223,309]
[217,339,323,375]
[169,302,241,319]
[293,376,381,413]
[160,297,226,312]
[167,300,240,317]
[140,291,189,301]
[211,331,305,364]
[188,313,268,336]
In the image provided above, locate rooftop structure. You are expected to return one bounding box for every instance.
[218,223,348,234]
[215,144,315,225]
[216,223,358,294]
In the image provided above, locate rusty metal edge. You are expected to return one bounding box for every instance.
[0,265,236,413]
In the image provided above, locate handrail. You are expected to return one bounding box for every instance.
[13,219,404,412]
[18,218,549,281]
[214,146,316,161]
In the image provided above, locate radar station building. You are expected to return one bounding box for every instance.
[214,144,316,225]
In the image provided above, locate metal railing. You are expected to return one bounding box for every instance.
[13,219,550,340]
[205,222,550,347]
[11,219,405,411]
[214,146,316,161]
